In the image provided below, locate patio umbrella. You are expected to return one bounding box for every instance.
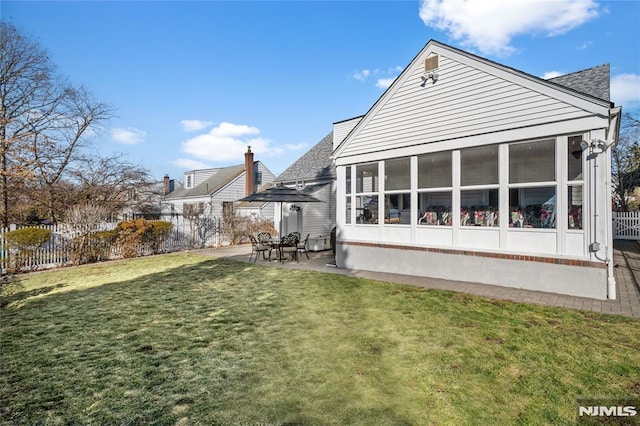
[238,185,323,237]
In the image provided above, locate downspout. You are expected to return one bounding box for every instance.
[606,107,622,299]
[590,107,621,299]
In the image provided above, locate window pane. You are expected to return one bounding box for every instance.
[568,136,583,181]
[509,187,556,228]
[509,140,555,183]
[346,166,352,195]
[461,189,499,227]
[345,196,352,224]
[569,185,583,230]
[461,145,498,186]
[385,158,411,190]
[356,195,378,224]
[384,193,410,224]
[356,163,378,193]
[418,192,452,226]
[418,151,452,188]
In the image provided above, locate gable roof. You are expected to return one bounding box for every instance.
[165,164,245,199]
[547,64,610,102]
[333,39,613,160]
[276,132,335,182]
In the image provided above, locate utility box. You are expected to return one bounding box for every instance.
[308,236,331,252]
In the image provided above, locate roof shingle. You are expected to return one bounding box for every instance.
[276,132,335,183]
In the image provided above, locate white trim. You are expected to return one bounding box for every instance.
[335,116,608,166]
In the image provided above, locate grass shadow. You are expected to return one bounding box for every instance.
[0,283,67,308]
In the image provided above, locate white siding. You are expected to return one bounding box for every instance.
[193,169,218,186]
[341,54,598,158]
[210,174,247,217]
[280,180,335,238]
[333,117,362,151]
[255,161,275,191]
[301,181,335,238]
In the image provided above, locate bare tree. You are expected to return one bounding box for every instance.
[612,113,640,211]
[67,153,155,216]
[183,202,218,248]
[0,22,113,226]
[64,202,109,264]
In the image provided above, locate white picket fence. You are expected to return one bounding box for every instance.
[0,220,221,274]
[613,212,640,240]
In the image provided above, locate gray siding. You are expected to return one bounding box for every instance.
[333,117,362,151]
[256,161,275,190]
[341,54,593,158]
[210,174,247,217]
[301,181,335,238]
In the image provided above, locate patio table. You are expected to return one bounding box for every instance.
[266,238,284,262]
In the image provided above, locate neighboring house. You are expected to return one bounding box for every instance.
[333,40,621,300]
[162,147,275,222]
[275,132,336,250]
[119,175,182,221]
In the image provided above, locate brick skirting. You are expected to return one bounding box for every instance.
[338,240,607,269]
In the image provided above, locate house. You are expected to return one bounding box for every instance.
[275,132,336,250]
[162,147,275,222]
[116,175,182,221]
[333,40,621,300]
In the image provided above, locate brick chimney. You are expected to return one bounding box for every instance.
[245,146,254,196]
[163,174,170,195]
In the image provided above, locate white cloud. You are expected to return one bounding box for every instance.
[181,120,214,132]
[353,69,371,81]
[376,78,396,89]
[110,127,146,145]
[576,41,593,51]
[542,71,564,79]
[174,158,211,170]
[611,74,640,110]
[282,143,307,151]
[353,66,402,89]
[181,121,283,163]
[419,0,600,56]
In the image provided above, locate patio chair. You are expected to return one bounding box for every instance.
[280,232,300,262]
[297,233,310,260]
[249,235,271,262]
[257,232,272,243]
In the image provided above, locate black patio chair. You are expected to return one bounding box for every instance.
[249,235,271,262]
[280,232,300,262]
[297,233,310,260]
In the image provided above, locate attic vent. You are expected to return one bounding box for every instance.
[424,55,439,72]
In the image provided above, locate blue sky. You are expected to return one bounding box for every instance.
[3,1,640,183]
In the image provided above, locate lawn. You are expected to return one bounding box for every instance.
[1,254,639,425]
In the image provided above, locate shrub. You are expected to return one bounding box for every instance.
[4,228,52,273]
[148,221,173,254]
[86,230,118,262]
[115,219,154,258]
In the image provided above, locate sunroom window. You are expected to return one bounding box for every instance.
[460,145,499,227]
[384,158,410,224]
[418,151,452,226]
[567,135,583,230]
[355,163,379,224]
[509,139,556,228]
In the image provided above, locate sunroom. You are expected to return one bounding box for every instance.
[333,40,620,300]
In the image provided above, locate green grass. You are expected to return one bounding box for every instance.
[1,254,639,425]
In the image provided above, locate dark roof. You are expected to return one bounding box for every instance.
[547,64,610,102]
[276,132,335,182]
[165,164,245,199]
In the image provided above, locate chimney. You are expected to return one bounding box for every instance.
[163,174,170,195]
[245,146,254,196]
